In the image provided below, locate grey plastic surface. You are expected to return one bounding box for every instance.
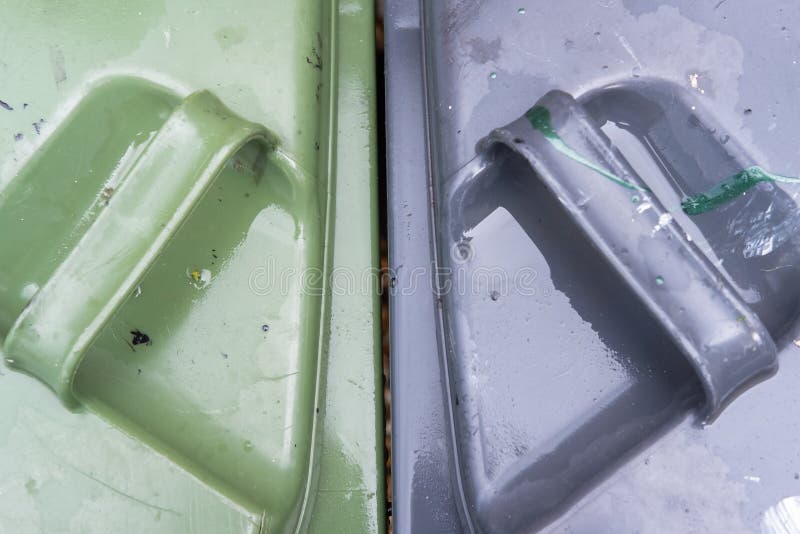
[474,89,778,419]
[385,1,463,532]
[387,1,800,533]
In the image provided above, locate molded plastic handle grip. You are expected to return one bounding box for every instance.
[477,90,777,420]
[3,91,277,406]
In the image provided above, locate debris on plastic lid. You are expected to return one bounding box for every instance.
[187,267,212,289]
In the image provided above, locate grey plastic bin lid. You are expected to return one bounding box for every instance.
[386,1,800,532]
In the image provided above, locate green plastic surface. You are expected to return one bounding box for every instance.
[0,1,383,533]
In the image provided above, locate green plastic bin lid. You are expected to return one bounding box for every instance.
[0,1,384,532]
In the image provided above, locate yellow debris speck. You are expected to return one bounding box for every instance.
[187,267,212,289]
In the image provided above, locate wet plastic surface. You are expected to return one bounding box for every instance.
[2,78,322,528]
[0,1,384,533]
[387,1,800,532]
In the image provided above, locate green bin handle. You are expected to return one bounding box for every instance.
[4,90,277,407]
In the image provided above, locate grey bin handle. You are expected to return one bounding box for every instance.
[476,90,777,421]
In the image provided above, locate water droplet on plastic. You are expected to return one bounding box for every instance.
[243,440,254,452]
[631,194,640,203]
[655,275,665,286]
[453,238,474,262]
[489,71,497,79]
[517,7,526,14]
[490,290,500,301]
[20,282,39,300]
[632,66,641,78]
